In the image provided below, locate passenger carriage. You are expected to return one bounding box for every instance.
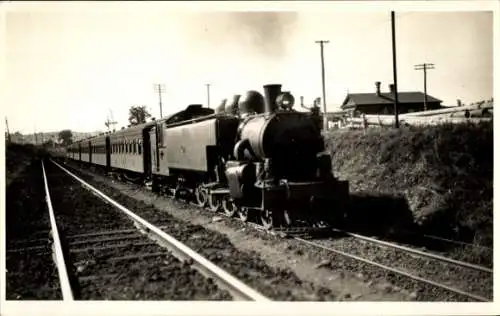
[109,122,155,179]
[89,134,109,169]
[80,139,91,164]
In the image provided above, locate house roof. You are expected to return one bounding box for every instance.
[341,92,442,109]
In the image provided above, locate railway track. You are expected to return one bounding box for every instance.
[296,234,491,301]
[19,159,270,301]
[246,223,492,302]
[59,159,493,301]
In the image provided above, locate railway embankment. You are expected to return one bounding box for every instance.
[5,143,43,187]
[325,121,493,264]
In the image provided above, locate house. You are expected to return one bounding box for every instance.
[341,81,443,116]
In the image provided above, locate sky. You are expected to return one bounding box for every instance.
[1,1,495,134]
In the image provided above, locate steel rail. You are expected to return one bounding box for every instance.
[295,237,489,302]
[399,230,493,251]
[41,160,74,301]
[330,228,492,274]
[50,159,270,302]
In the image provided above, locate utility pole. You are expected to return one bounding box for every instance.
[414,63,435,111]
[315,40,329,131]
[153,84,166,118]
[5,117,11,143]
[391,11,400,128]
[205,83,211,108]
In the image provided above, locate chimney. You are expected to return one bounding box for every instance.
[457,99,462,107]
[215,99,227,114]
[263,84,282,113]
[300,96,304,108]
[375,81,381,96]
[389,84,395,94]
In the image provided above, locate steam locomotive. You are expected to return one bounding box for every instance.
[64,84,349,229]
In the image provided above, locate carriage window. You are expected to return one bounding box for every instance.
[138,142,142,155]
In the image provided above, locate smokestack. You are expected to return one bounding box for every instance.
[389,84,395,94]
[375,81,381,96]
[225,95,241,115]
[457,99,462,107]
[263,84,282,113]
[215,99,227,114]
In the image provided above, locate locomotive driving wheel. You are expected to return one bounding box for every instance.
[222,196,237,217]
[208,193,221,212]
[194,185,207,207]
[238,207,250,222]
[260,209,275,230]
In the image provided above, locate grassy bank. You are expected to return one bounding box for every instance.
[325,121,493,248]
[5,143,44,186]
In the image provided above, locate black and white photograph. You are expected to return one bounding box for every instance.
[1,1,497,315]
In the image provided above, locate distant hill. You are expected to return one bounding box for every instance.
[7,130,103,145]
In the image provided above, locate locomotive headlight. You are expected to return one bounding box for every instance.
[276,92,295,110]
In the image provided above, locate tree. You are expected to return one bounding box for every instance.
[128,105,152,126]
[58,129,73,146]
[43,139,55,148]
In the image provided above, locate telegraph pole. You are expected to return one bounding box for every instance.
[153,84,166,118]
[391,11,400,128]
[206,83,211,108]
[414,63,435,111]
[315,40,329,131]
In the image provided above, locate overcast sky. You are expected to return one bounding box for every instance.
[1,2,495,134]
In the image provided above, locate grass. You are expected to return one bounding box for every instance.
[325,121,493,248]
[5,142,43,186]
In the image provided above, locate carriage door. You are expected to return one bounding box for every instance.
[149,126,159,172]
